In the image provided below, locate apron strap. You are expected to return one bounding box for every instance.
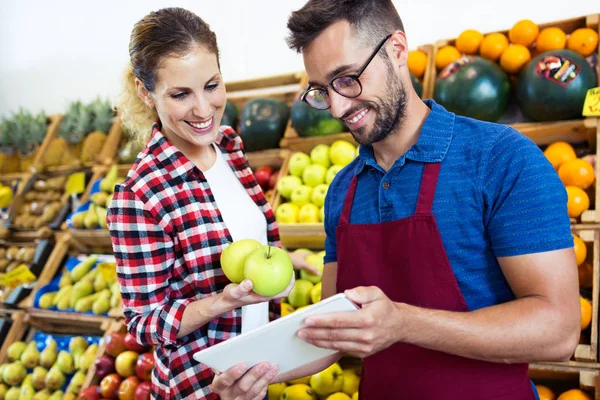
[415,163,441,215]
[339,176,359,225]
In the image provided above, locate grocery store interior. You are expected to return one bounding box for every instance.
[1,1,600,399]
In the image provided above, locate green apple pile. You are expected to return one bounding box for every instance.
[220,239,294,296]
[281,249,326,316]
[268,362,361,400]
[275,141,358,224]
[0,335,99,400]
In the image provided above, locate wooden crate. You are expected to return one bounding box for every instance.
[431,14,600,125]
[529,362,600,399]
[580,118,600,224]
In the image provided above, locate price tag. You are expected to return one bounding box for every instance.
[582,87,600,117]
[0,265,36,289]
[65,172,86,196]
[98,262,117,283]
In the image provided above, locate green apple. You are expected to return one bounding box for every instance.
[276,202,300,224]
[330,140,356,167]
[302,164,327,187]
[300,253,324,284]
[310,282,322,304]
[326,165,343,184]
[298,204,320,223]
[287,279,314,308]
[309,363,344,396]
[311,184,328,208]
[244,245,294,297]
[290,185,313,207]
[319,206,325,223]
[276,175,302,199]
[310,144,331,169]
[220,239,262,283]
[288,152,311,177]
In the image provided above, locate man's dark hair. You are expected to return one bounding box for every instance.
[286,0,404,53]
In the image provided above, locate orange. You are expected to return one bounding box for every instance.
[572,233,587,266]
[408,50,428,78]
[536,27,567,53]
[509,20,539,47]
[500,44,531,73]
[567,28,599,57]
[435,46,462,70]
[566,186,590,218]
[578,261,593,289]
[558,158,595,189]
[543,141,577,170]
[456,29,484,54]
[536,385,556,400]
[580,297,592,331]
[480,33,509,61]
[557,389,591,400]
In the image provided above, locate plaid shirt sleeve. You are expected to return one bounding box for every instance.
[108,184,192,347]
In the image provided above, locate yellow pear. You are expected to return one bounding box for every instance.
[280,384,317,400]
[341,369,360,395]
[310,363,344,397]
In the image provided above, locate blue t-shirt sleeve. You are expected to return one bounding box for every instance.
[482,127,573,257]
[323,186,338,263]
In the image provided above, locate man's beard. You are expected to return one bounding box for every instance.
[344,68,407,146]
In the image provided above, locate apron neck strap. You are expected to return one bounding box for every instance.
[339,176,359,225]
[415,163,441,215]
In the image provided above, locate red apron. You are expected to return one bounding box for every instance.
[335,162,535,400]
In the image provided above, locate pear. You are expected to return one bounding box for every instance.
[40,339,58,369]
[48,390,63,400]
[2,362,26,386]
[69,279,93,309]
[74,296,95,313]
[4,387,20,400]
[0,383,7,400]
[65,370,86,394]
[63,393,77,400]
[93,273,107,292]
[71,212,86,229]
[56,351,74,375]
[39,292,57,309]
[20,342,40,369]
[55,286,73,310]
[32,389,52,400]
[44,366,65,391]
[19,374,35,400]
[7,342,26,362]
[309,363,344,397]
[69,337,88,369]
[96,207,108,229]
[92,296,111,315]
[100,165,118,193]
[80,344,98,373]
[90,192,108,207]
[80,268,98,283]
[31,366,48,390]
[70,255,98,283]
[58,273,72,289]
[110,281,122,308]
[83,204,99,229]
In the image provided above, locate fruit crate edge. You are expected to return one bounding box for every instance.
[529,362,600,400]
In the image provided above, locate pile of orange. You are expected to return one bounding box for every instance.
[408,50,429,79]
[435,19,599,74]
[543,141,595,219]
[536,386,592,400]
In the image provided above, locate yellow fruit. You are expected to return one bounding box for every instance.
[572,233,587,266]
[435,46,461,70]
[280,383,317,400]
[558,159,595,189]
[408,50,428,78]
[281,302,295,317]
[543,141,576,170]
[480,33,509,61]
[456,30,484,54]
[341,369,360,395]
[287,376,311,386]
[268,382,287,400]
[557,389,591,400]
[536,385,555,400]
[81,131,107,164]
[44,137,68,168]
[567,28,599,57]
[566,186,590,218]
[536,27,567,53]
[580,297,592,331]
[326,394,351,400]
[500,44,531,73]
[310,282,322,304]
[352,393,359,400]
[509,20,539,47]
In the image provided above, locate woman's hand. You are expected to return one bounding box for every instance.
[216,275,296,311]
[210,362,279,400]
[289,250,321,276]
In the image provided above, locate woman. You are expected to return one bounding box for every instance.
[107,7,316,399]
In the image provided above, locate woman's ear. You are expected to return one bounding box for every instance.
[135,78,154,109]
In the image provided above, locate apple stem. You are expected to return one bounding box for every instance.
[267,245,271,259]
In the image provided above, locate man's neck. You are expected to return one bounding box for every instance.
[371,94,431,172]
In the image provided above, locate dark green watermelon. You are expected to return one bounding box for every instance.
[516,49,597,122]
[221,100,238,128]
[434,56,510,122]
[411,73,423,98]
[291,100,345,137]
[239,98,290,152]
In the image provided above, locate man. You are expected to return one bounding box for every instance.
[211,1,580,399]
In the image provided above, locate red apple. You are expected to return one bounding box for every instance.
[123,333,147,353]
[94,354,116,379]
[268,170,280,190]
[118,376,140,400]
[134,381,152,400]
[100,373,122,400]
[104,333,127,357]
[78,385,101,400]
[135,352,155,381]
[115,351,140,377]
[255,166,273,190]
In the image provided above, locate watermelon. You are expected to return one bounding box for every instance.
[411,73,423,98]
[434,56,510,122]
[290,100,345,137]
[221,100,238,128]
[239,98,290,152]
[516,49,597,122]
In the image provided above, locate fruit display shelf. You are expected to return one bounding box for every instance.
[430,14,599,127]
[245,148,291,207]
[529,362,600,400]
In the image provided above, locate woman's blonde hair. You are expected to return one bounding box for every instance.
[118,7,220,143]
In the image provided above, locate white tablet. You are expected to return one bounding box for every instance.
[193,293,359,375]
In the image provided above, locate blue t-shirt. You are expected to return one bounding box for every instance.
[324,99,573,311]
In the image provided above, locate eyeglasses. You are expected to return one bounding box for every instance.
[301,34,392,110]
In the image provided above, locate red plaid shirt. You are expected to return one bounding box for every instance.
[107,124,280,399]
